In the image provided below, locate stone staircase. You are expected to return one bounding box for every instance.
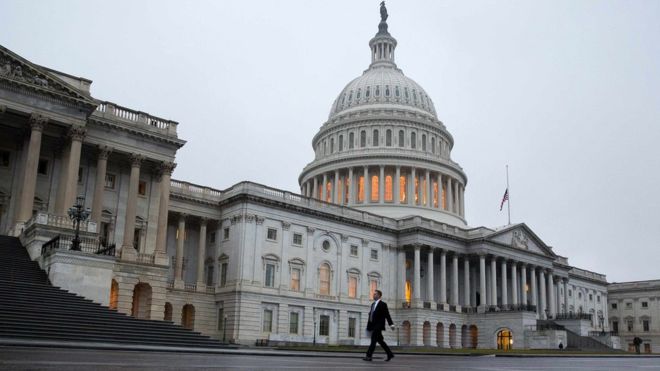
[0,235,226,349]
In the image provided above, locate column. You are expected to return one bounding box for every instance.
[321,173,327,202]
[451,254,459,306]
[463,257,470,307]
[479,254,486,308]
[120,154,143,257]
[426,248,434,303]
[91,146,112,223]
[563,278,569,314]
[155,162,175,256]
[446,177,453,213]
[413,245,421,307]
[453,181,459,214]
[348,167,354,205]
[501,259,508,306]
[547,271,555,318]
[539,269,546,319]
[15,114,47,225]
[379,165,384,204]
[410,167,416,205]
[511,262,518,305]
[425,169,431,207]
[398,248,406,303]
[196,218,208,289]
[439,250,447,304]
[530,266,538,312]
[334,170,339,204]
[313,176,318,200]
[490,257,497,306]
[61,127,86,213]
[174,213,186,286]
[437,173,442,209]
[521,264,528,306]
[460,185,465,217]
[363,166,369,203]
[394,166,400,204]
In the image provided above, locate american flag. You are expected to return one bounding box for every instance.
[500,188,509,211]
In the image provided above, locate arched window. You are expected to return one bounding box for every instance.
[411,132,416,149]
[326,181,332,202]
[386,129,392,146]
[319,263,331,295]
[323,140,327,155]
[373,130,379,146]
[398,130,404,147]
[385,85,390,97]
[404,87,409,100]
[348,90,353,103]
[422,134,427,151]
[375,86,380,97]
[431,137,436,154]
[497,329,513,351]
[384,175,393,202]
[395,86,400,97]
[338,135,343,151]
[371,175,379,202]
[356,88,361,100]
[109,279,118,310]
[366,86,371,98]
[360,131,366,147]
[349,132,354,149]
[164,302,173,321]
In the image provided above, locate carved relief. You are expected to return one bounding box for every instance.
[512,230,529,250]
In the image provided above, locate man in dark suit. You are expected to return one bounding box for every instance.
[363,289,395,362]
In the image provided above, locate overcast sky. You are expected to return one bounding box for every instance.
[2,0,659,282]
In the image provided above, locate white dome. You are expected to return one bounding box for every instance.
[329,66,438,119]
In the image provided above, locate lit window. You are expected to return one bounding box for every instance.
[350,245,358,257]
[414,177,419,204]
[289,312,299,334]
[105,173,116,189]
[433,181,439,207]
[371,175,379,202]
[262,309,273,332]
[405,280,412,302]
[421,178,427,205]
[370,249,378,260]
[319,263,330,295]
[292,233,303,246]
[348,317,356,338]
[267,228,277,241]
[369,279,378,299]
[348,276,357,298]
[358,176,365,202]
[399,176,407,203]
[319,315,330,336]
[441,183,446,209]
[37,159,49,175]
[384,175,393,202]
[138,180,147,196]
[290,268,301,291]
[326,181,332,202]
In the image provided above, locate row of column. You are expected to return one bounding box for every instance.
[301,166,465,217]
[173,213,211,290]
[402,247,568,319]
[12,114,175,259]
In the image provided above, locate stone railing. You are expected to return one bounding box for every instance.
[205,286,215,294]
[94,101,179,136]
[570,267,607,282]
[25,212,97,233]
[135,253,155,265]
[184,283,197,292]
[170,179,223,202]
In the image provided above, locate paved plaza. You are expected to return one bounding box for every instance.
[0,347,659,371]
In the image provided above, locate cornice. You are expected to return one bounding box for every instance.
[88,116,186,148]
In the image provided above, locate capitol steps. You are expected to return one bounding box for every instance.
[0,235,228,349]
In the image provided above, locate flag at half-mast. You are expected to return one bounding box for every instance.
[499,188,509,211]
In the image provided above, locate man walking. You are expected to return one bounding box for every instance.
[363,290,395,362]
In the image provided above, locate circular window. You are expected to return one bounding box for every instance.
[322,240,331,252]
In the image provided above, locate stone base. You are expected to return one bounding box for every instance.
[196,282,207,292]
[120,245,137,261]
[439,303,450,311]
[154,251,170,266]
[174,279,185,290]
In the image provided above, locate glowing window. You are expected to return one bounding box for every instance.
[414,177,419,204]
[442,183,447,209]
[422,178,427,205]
[319,263,331,295]
[405,280,412,302]
[344,177,350,203]
[399,176,407,203]
[385,175,393,202]
[348,276,357,298]
[358,176,365,202]
[371,175,379,202]
[369,279,378,299]
[326,182,332,202]
[433,181,439,207]
[497,329,513,351]
[291,268,300,291]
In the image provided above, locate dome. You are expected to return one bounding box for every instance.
[329,67,438,119]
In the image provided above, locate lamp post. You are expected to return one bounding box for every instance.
[67,195,90,251]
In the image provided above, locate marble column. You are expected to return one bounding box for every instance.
[348,168,354,205]
[91,146,111,223]
[398,248,406,303]
[479,254,486,307]
[61,127,86,213]
[463,257,470,307]
[427,249,434,303]
[460,185,465,217]
[547,271,555,318]
[379,165,384,204]
[363,166,369,203]
[120,154,143,257]
[394,166,400,204]
[334,170,339,204]
[313,176,318,200]
[511,262,518,305]
[563,278,569,314]
[521,264,528,305]
[539,269,547,319]
[155,162,175,255]
[174,213,186,286]
[321,173,328,202]
[425,169,431,207]
[490,258,497,306]
[15,114,47,225]
[446,178,453,213]
[501,260,508,306]
[413,245,421,307]
[439,250,447,304]
[196,218,208,289]
[451,254,459,306]
[530,266,538,312]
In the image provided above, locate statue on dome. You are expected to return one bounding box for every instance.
[380,1,388,22]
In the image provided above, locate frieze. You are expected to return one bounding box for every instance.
[512,230,529,250]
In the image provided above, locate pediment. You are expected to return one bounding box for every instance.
[0,45,96,110]
[486,223,556,257]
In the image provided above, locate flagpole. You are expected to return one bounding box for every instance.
[506,165,511,225]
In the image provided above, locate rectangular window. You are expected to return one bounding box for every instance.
[348,317,356,338]
[319,315,330,336]
[350,245,358,257]
[105,173,116,189]
[138,180,147,196]
[265,263,275,287]
[370,249,378,260]
[569,289,572,297]
[206,266,214,286]
[597,295,601,303]
[223,227,229,240]
[217,308,224,331]
[262,309,273,333]
[289,312,299,334]
[626,302,633,309]
[371,175,379,201]
[290,268,301,292]
[267,228,277,241]
[643,320,650,332]
[642,301,648,308]
[37,158,48,175]
[292,233,303,246]
[612,321,618,333]
[220,262,228,287]
[0,150,9,167]
[369,279,378,299]
[589,294,593,301]
[627,320,634,331]
[611,302,617,309]
[348,276,357,298]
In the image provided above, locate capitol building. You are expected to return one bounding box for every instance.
[0,5,657,352]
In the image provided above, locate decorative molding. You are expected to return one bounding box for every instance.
[255,216,264,225]
[97,145,113,160]
[129,153,144,167]
[361,238,369,247]
[156,161,176,180]
[306,226,315,234]
[340,235,349,243]
[512,230,529,250]
[68,126,87,141]
[230,215,243,225]
[245,214,255,224]
[281,221,291,231]
[29,112,48,131]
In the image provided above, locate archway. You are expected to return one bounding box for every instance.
[497,328,513,350]
[461,325,469,348]
[109,279,118,310]
[422,321,431,346]
[182,304,195,330]
[436,322,444,348]
[131,283,152,319]
[469,325,478,349]
[449,324,457,348]
[401,321,411,345]
[164,302,173,321]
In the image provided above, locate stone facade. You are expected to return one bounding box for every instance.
[608,280,660,353]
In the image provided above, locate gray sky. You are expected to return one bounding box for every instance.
[2,0,659,282]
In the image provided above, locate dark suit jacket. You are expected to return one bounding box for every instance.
[366,300,393,331]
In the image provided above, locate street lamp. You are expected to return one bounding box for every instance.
[67,195,90,251]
